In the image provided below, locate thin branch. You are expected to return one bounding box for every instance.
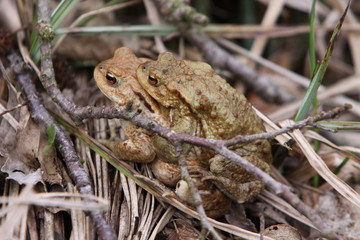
[72,99,344,237]
[35,0,116,239]
[223,104,351,147]
[8,50,116,240]
[176,145,221,240]
[0,101,29,117]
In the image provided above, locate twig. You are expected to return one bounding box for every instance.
[150,0,294,103]
[35,1,117,239]
[176,145,221,240]
[8,51,116,240]
[0,101,29,117]
[223,104,351,147]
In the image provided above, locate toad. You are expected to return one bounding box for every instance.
[136,52,272,203]
[94,47,230,217]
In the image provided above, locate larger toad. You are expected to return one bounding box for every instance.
[94,47,231,217]
[136,52,272,202]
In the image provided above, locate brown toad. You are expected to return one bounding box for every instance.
[94,47,231,217]
[136,52,272,203]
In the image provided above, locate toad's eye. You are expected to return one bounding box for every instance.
[148,74,158,86]
[106,71,117,85]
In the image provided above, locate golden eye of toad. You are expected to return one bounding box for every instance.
[148,74,158,86]
[106,71,117,85]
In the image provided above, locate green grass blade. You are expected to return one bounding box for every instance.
[30,0,80,62]
[333,157,349,175]
[317,121,360,131]
[51,0,80,28]
[294,1,351,121]
[309,0,316,77]
[55,25,178,36]
[309,0,318,111]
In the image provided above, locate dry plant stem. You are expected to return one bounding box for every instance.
[223,105,351,147]
[9,51,116,240]
[176,145,221,240]
[0,101,29,117]
[34,3,143,125]
[36,1,116,239]
[151,0,293,103]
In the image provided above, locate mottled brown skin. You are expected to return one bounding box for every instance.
[137,52,272,203]
[94,47,230,217]
[94,47,160,163]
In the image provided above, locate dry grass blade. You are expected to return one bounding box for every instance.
[0,184,109,239]
[0,184,31,239]
[136,176,275,240]
[259,0,330,16]
[259,190,318,230]
[305,130,360,162]
[149,207,176,240]
[0,191,109,212]
[0,103,20,130]
[280,120,360,209]
[250,0,285,57]
[253,107,292,146]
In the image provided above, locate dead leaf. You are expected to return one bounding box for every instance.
[1,167,43,185]
[1,116,43,185]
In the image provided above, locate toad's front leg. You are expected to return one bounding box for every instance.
[104,120,155,163]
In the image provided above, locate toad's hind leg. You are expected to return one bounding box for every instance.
[205,154,269,203]
[202,174,264,203]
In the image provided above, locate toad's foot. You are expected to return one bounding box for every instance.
[202,174,264,203]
